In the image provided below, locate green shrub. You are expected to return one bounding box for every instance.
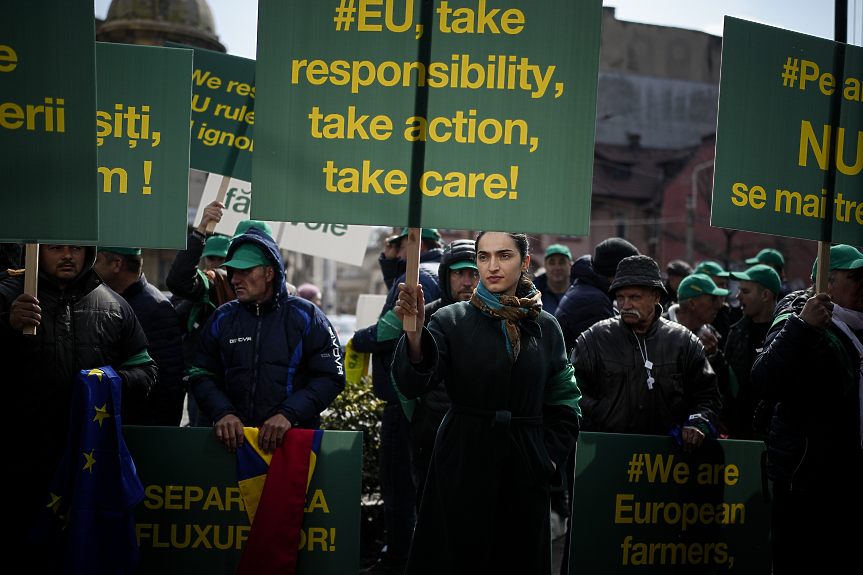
[320,375,384,498]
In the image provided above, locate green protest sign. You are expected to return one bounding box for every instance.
[251,0,601,235]
[165,42,256,181]
[712,17,862,245]
[0,1,99,243]
[570,433,770,574]
[90,43,192,250]
[124,427,361,574]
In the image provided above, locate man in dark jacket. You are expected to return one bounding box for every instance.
[190,227,345,454]
[555,237,639,354]
[751,245,863,573]
[412,239,478,504]
[572,256,720,450]
[353,228,443,575]
[95,247,185,425]
[532,244,572,316]
[723,264,780,439]
[167,204,270,426]
[1,244,157,556]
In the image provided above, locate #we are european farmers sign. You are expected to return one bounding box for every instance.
[93,43,192,249]
[712,17,862,245]
[251,0,602,235]
[570,433,771,574]
[1,1,99,243]
[196,174,373,266]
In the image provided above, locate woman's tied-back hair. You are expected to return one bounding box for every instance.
[475,232,533,297]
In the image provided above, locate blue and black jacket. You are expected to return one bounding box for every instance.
[190,227,346,428]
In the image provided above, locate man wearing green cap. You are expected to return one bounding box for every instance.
[722,264,781,440]
[411,239,479,508]
[354,227,443,575]
[532,244,572,316]
[752,244,863,572]
[190,226,345,455]
[746,248,792,299]
[95,247,184,426]
[167,210,273,426]
[664,274,732,414]
[692,261,741,342]
[666,274,730,356]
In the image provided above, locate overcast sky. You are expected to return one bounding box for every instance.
[95,0,862,59]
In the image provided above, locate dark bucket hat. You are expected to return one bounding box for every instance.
[609,255,667,294]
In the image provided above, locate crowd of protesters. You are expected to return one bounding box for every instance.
[1,219,859,575]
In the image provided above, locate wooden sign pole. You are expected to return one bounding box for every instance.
[403,228,422,332]
[815,241,831,294]
[206,175,232,234]
[23,243,39,336]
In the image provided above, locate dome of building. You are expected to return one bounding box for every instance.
[97,0,225,53]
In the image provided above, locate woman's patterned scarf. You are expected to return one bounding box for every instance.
[470,276,542,362]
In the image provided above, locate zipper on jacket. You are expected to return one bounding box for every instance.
[248,314,264,419]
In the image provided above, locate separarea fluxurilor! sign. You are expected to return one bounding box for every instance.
[124,427,362,575]
[1,1,99,243]
[713,17,862,245]
[570,433,771,575]
[90,43,192,250]
[251,0,602,235]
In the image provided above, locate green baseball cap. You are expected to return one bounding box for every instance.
[545,244,572,260]
[677,273,730,301]
[233,220,273,240]
[201,235,230,258]
[220,243,272,270]
[693,261,729,277]
[98,247,141,256]
[388,227,441,244]
[810,244,863,281]
[729,264,782,296]
[450,259,478,271]
[746,248,784,268]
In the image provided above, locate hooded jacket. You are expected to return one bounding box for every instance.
[419,239,476,414]
[351,248,442,402]
[0,245,156,521]
[554,255,615,354]
[751,290,863,489]
[190,227,346,428]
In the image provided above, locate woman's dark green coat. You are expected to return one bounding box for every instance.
[392,301,582,574]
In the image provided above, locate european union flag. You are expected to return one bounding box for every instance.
[31,367,144,574]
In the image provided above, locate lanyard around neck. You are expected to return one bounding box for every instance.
[635,336,654,390]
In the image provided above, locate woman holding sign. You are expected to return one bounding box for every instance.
[392,231,581,574]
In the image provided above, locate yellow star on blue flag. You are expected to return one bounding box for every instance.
[87,368,105,381]
[93,404,111,427]
[47,492,61,513]
[83,450,96,474]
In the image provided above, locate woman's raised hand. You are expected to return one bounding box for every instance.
[395,282,425,330]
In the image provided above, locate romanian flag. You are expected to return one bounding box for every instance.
[236,427,323,575]
[31,367,144,574]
